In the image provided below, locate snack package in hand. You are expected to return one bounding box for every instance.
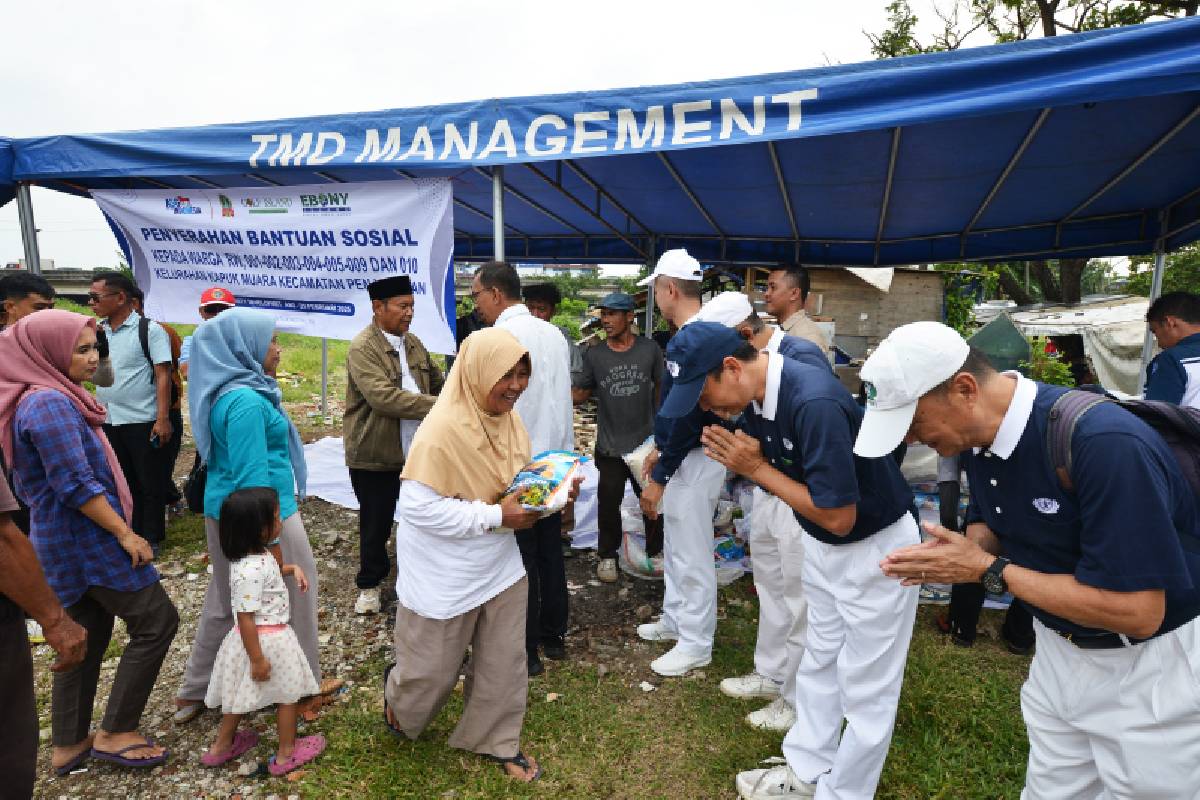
[503,450,589,515]
[622,436,656,490]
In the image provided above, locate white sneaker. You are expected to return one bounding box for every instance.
[637,618,679,642]
[720,671,782,700]
[745,697,797,732]
[736,765,816,799]
[650,644,711,676]
[648,555,665,575]
[597,558,618,583]
[354,587,381,615]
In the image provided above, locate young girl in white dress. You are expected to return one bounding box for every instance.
[201,487,325,775]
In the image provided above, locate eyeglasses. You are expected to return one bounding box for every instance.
[87,292,119,303]
[469,288,490,302]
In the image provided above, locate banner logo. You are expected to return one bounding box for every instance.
[218,194,235,218]
[241,196,292,215]
[300,192,351,216]
[165,196,202,215]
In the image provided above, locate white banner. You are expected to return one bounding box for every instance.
[92,179,456,353]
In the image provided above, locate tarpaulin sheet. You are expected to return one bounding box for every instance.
[8,18,1200,264]
[1011,296,1149,396]
[0,139,14,209]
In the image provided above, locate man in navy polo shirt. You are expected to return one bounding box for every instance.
[661,321,919,800]
[1145,291,1200,408]
[862,321,1200,799]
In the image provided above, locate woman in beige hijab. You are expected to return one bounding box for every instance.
[383,327,547,782]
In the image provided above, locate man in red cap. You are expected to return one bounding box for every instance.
[179,287,236,379]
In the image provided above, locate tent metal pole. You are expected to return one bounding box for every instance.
[1057,102,1200,247]
[16,183,43,275]
[492,165,505,262]
[874,127,902,266]
[321,338,329,417]
[476,166,585,235]
[960,108,1051,258]
[644,236,657,336]
[1138,212,1169,392]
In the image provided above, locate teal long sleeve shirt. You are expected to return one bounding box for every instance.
[203,388,299,521]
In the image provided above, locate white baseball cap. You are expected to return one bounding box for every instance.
[853,321,970,458]
[694,291,754,327]
[637,248,704,286]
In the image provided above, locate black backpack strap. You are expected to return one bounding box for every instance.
[1046,390,1109,491]
[138,316,153,383]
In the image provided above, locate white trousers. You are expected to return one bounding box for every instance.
[749,487,807,701]
[782,513,920,800]
[660,448,726,657]
[1021,615,1200,800]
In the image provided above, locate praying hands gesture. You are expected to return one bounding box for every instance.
[701,426,767,480]
[879,522,993,586]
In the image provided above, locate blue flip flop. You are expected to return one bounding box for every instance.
[90,739,169,769]
[53,748,90,777]
[382,663,405,739]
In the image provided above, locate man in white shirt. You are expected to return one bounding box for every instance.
[471,262,574,677]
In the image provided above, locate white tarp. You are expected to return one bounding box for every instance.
[844,267,894,292]
[93,179,456,353]
[1009,296,1149,397]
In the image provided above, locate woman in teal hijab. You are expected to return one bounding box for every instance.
[174,309,322,721]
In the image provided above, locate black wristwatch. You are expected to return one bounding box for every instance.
[981,556,1011,595]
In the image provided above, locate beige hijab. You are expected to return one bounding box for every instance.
[401,327,531,502]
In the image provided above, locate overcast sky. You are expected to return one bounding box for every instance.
[0,0,978,268]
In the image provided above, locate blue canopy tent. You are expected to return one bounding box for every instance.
[9,17,1200,269]
[0,139,15,209]
[6,16,1200,392]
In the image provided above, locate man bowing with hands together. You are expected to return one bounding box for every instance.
[660,321,919,800]
[860,321,1200,800]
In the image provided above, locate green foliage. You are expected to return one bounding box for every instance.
[552,297,589,339]
[869,0,927,57]
[1021,337,1076,386]
[1127,244,1200,296]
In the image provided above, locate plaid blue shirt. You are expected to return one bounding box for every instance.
[12,390,159,607]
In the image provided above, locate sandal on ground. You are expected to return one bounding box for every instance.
[484,751,542,782]
[53,748,91,777]
[381,663,405,739]
[268,734,325,776]
[201,729,260,767]
[173,701,204,724]
[90,739,169,769]
[317,677,346,696]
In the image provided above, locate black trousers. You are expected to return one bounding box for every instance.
[163,408,184,505]
[53,581,178,746]
[0,598,36,799]
[103,422,171,545]
[595,455,663,559]
[516,512,568,656]
[349,468,402,590]
[947,582,1035,648]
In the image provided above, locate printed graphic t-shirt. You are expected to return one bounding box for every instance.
[576,336,663,457]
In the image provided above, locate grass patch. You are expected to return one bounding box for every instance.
[295,588,1029,799]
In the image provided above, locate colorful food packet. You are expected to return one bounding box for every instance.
[503,450,589,514]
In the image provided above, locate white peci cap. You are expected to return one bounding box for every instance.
[637,248,704,286]
[694,291,754,328]
[853,321,970,458]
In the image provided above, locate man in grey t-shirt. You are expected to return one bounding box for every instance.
[573,292,664,583]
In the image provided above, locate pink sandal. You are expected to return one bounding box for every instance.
[201,729,260,767]
[268,734,326,776]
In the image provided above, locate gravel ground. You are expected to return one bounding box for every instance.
[32,412,667,800]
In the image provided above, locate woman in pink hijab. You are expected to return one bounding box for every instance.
[0,309,179,774]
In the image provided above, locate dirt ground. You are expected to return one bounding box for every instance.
[32,426,672,799]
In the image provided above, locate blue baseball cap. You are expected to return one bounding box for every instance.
[660,321,747,418]
[595,292,636,311]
